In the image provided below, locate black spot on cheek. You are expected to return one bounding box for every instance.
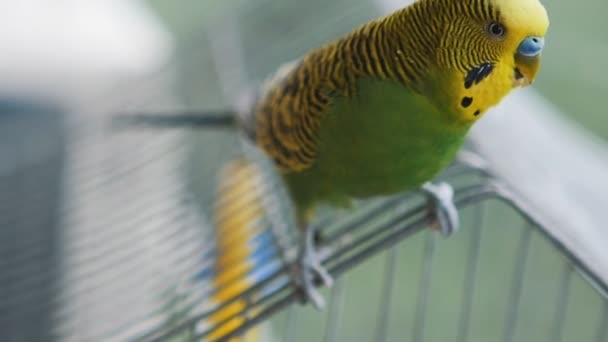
[461,97,473,108]
[474,110,481,116]
[464,63,495,89]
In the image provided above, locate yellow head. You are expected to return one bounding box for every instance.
[489,0,549,85]
[427,0,549,122]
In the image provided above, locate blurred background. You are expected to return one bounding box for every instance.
[1,0,608,341]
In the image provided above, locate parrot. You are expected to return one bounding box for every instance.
[120,0,549,310]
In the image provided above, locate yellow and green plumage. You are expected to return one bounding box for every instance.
[123,0,549,311]
[239,0,549,223]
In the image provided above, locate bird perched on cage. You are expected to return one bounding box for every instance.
[119,0,549,309]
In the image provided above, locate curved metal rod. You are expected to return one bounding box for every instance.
[142,179,608,342]
[208,183,500,341]
[487,184,608,299]
[216,180,608,341]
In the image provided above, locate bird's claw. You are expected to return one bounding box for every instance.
[422,182,459,236]
[294,253,333,310]
[293,228,333,310]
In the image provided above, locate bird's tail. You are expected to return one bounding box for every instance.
[206,158,278,341]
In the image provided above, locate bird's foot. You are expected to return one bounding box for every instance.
[421,182,459,236]
[293,251,333,310]
[292,228,333,310]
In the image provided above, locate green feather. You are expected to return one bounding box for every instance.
[284,78,472,221]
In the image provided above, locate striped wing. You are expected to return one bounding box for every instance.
[243,16,424,173]
[235,0,514,175]
[249,56,342,173]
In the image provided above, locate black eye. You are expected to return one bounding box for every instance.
[488,22,505,37]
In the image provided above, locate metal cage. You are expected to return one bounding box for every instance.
[1,0,608,341]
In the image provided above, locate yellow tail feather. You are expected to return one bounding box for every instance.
[208,159,269,342]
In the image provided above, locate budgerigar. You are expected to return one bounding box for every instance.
[121,0,549,309]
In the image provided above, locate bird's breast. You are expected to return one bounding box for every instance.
[310,78,470,198]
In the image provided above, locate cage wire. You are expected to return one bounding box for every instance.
[3,0,608,342]
[136,138,608,342]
